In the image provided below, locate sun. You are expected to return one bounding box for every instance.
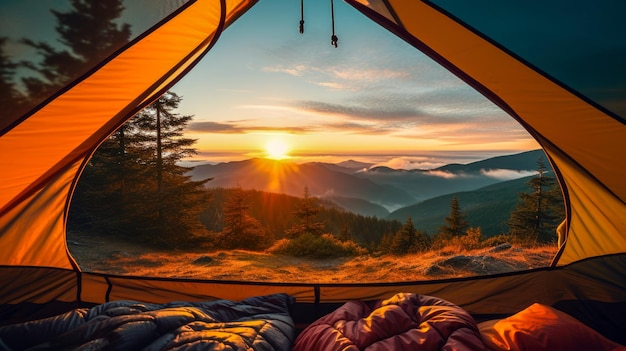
[265,139,290,160]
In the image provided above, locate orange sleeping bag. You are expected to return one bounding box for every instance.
[293,292,486,351]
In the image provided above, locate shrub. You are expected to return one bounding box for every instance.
[268,233,366,258]
[380,217,431,255]
[459,227,483,249]
[267,238,290,253]
[480,234,512,248]
[432,227,483,252]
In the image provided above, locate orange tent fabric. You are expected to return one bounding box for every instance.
[0,0,624,344]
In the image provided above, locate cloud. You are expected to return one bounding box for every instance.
[328,67,410,82]
[187,121,241,133]
[216,88,253,94]
[425,170,463,179]
[262,65,309,77]
[186,121,314,134]
[190,41,532,146]
[371,157,448,170]
[295,99,431,121]
[290,97,530,141]
[261,57,516,132]
[481,169,537,180]
[320,121,382,134]
[293,83,513,123]
[317,82,349,90]
[262,63,410,85]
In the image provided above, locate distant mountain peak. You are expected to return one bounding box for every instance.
[336,159,373,170]
[367,166,397,173]
[189,150,547,218]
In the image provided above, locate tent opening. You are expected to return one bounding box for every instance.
[2,0,625,347]
[37,0,562,282]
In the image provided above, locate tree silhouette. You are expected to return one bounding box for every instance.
[437,196,470,241]
[506,158,564,244]
[286,186,326,238]
[201,188,402,247]
[222,185,266,250]
[68,121,149,235]
[69,92,211,247]
[388,217,430,254]
[338,224,351,242]
[19,1,131,109]
[131,92,209,236]
[0,37,27,130]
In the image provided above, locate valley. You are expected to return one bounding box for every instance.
[190,149,554,237]
[68,148,562,282]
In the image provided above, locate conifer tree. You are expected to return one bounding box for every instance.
[128,92,211,244]
[286,186,326,238]
[69,122,149,234]
[0,37,27,130]
[437,196,470,241]
[222,186,266,250]
[70,92,211,246]
[338,224,351,242]
[19,1,131,105]
[506,158,564,244]
[389,217,430,254]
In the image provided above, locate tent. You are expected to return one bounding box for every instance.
[1,0,624,344]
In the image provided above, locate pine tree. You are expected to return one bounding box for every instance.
[437,196,470,241]
[389,217,430,254]
[285,186,326,238]
[0,37,28,130]
[19,0,131,103]
[69,123,149,235]
[221,186,266,250]
[129,92,211,244]
[70,92,211,246]
[506,158,564,244]
[338,224,351,242]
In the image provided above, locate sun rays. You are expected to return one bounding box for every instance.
[265,139,290,160]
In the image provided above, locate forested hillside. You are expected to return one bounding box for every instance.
[190,158,415,212]
[387,175,535,236]
[201,187,402,249]
[353,149,546,203]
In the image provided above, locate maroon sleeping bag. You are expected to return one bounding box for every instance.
[293,292,486,351]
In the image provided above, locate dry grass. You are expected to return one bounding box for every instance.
[67,232,558,283]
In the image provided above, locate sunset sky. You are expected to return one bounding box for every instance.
[2,0,540,169]
[170,0,539,167]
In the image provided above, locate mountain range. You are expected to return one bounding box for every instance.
[387,175,534,236]
[190,149,550,236]
[190,158,415,214]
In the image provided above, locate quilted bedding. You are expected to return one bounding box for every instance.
[0,293,294,351]
[292,292,486,351]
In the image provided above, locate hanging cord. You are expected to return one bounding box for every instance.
[330,0,338,47]
[299,0,305,33]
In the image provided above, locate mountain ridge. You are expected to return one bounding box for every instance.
[189,149,547,218]
[190,158,416,212]
[386,175,537,236]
